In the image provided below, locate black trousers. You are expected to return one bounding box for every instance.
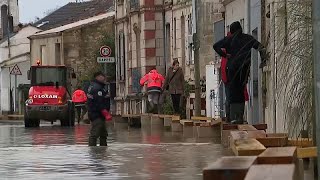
[75,103,87,123]
[171,94,181,114]
[224,84,230,122]
[89,118,108,146]
[230,103,245,124]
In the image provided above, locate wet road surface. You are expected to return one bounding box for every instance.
[0,121,228,179]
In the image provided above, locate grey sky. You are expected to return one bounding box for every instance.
[19,0,80,23]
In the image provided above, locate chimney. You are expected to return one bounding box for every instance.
[1,5,8,38]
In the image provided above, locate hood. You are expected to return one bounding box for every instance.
[230,21,243,34]
[149,69,161,80]
[28,86,67,105]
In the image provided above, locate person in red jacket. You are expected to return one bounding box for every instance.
[140,69,165,114]
[72,86,88,124]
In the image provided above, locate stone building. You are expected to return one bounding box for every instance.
[29,12,115,90]
[0,0,19,39]
[0,25,41,114]
[114,0,223,116]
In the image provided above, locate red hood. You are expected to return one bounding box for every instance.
[29,86,67,105]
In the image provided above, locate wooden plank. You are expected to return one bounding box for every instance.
[221,130,232,148]
[245,164,295,180]
[194,122,202,126]
[172,116,181,121]
[230,131,249,140]
[247,130,267,139]
[297,147,317,158]
[288,138,313,147]
[191,116,213,121]
[267,133,288,137]
[180,120,194,126]
[238,125,257,131]
[256,136,288,147]
[223,124,238,130]
[252,124,268,131]
[158,114,174,118]
[203,156,257,180]
[232,138,266,156]
[122,114,141,118]
[211,119,222,126]
[257,147,297,164]
[199,122,212,127]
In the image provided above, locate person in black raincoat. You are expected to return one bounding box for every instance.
[213,21,267,124]
[87,72,111,146]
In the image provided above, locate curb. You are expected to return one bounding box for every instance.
[0,115,24,120]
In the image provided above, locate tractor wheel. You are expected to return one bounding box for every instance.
[24,116,33,128]
[61,101,75,127]
[33,119,40,127]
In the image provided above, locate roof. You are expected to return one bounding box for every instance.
[34,0,114,31]
[30,12,114,39]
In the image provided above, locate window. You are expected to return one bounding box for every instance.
[40,45,46,62]
[130,0,139,10]
[55,43,61,65]
[189,46,194,65]
[118,32,126,81]
[174,18,177,49]
[188,14,192,35]
[240,19,244,29]
[31,67,67,86]
[165,24,171,70]
[181,15,186,70]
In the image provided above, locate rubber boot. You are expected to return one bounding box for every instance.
[89,137,97,146]
[100,137,107,146]
[153,104,159,114]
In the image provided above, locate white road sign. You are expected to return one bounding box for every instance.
[97,57,115,63]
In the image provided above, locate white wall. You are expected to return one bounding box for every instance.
[0,26,41,113]
[225,0,246,33]
[206,65,220,118]
[30,35,62,66]
[0,60,30,112]
[0,26,41,63]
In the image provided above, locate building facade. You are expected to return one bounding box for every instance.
[0,25,41,114]
[114,0,223,117]
[0,0,19,38]
[29,12,115,91]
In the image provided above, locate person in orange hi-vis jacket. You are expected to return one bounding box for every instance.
[72,86,88,124]
[140,69,165,114]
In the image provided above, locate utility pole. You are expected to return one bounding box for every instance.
[313,0,320,178]
[7,0,13,114]
[192,0,201,116]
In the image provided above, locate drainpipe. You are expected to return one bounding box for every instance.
[246,0,251,34]
[162,0,166,74]
[312,0,320,177]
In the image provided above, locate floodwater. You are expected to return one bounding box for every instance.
[0,121,228,180]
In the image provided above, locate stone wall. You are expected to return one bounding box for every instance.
[63,17,115,86]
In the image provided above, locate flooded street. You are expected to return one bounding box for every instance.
[0,121,227,179]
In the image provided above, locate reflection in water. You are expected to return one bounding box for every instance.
[0,122,227,179]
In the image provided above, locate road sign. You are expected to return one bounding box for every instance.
[97,57,115,63]
[100,46,112,57]
[10,64,22,75]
